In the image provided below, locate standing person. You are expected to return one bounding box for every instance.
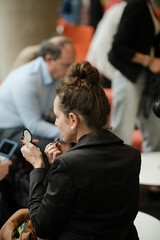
[20,61,141,240]
[108,0,160,152]
[86,0,127,87]
[0,34,75,155]
[59,0,104,29]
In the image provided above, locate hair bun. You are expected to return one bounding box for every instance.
[56,60,110,130]
[64,61,100,90]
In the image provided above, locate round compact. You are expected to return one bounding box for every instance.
[23,128,32,142]
[22,128,41,151]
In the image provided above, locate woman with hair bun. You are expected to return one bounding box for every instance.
[20,61,141,240]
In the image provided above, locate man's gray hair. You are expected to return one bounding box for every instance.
[38,34,74,60]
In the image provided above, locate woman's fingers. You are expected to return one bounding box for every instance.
[45,143,63,164]
[20,136,32,147]
[48,149,62,163]
[20,136,39,146]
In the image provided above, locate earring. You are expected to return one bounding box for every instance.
[71,126,74,130]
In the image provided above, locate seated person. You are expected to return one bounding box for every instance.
[0,34,75,158]
[10,33,63,70]
[10,44,39,70]
[20,61,141,240]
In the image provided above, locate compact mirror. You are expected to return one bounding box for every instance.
[23,128,32,142]
[22,128,41,151]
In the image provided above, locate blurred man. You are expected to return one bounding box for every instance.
[0,34,76,154]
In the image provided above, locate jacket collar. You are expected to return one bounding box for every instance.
[71,129,123,150]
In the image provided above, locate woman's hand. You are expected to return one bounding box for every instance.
[45,138,63,164]
[132,53,160,73]
[149,57,160,73]
[0,160,12,181]
[20,137,45,169]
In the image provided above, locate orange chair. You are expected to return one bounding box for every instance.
[155,8,160,22]
[57,17,67,27]
[60,23,94,62]
[131,129,142,152]
[103,88,112,107]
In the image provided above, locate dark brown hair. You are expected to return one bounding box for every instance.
[56,61,110,130]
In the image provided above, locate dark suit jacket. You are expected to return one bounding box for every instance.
[28,129,141,240]
[108,0,160,82]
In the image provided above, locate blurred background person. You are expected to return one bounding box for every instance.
[87,0,127,88]
[108,0,160,152]
[59,0,104,29]
[0,34,75,157]
[10,33,64,71]
[0,35,75,225]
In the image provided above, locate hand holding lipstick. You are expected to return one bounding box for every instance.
[44,137,63,164]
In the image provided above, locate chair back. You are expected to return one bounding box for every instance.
[134,211,160,240]
[61,23,94,62]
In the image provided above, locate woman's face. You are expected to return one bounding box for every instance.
[54,95,77,143]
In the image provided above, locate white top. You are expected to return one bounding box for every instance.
[86,1,127,80]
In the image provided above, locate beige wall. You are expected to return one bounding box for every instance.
[0,0,61,80]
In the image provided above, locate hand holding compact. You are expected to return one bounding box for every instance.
[23,128,41,150]
[20,136,45,169]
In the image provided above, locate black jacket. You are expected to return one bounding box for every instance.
[28,130,141,240]
[108,0,160,82]
[90,0,104,29]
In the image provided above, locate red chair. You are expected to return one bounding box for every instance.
[56,18,67,33]
[155,8,160,22]
[103,88,112,106]
[60,23,94,62]
[132,129,142,152]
